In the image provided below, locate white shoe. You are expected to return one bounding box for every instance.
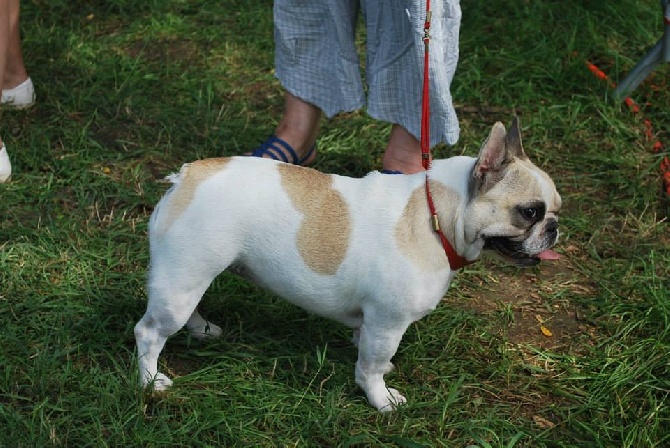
[0,144,11,182]
[2,77,35,109]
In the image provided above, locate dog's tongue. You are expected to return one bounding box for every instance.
[537,249,561,261]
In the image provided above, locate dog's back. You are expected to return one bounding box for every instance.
[147,158,363,320]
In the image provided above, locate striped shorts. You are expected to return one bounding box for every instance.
[274,0,461,147]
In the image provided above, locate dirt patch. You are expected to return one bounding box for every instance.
[449,250,598,357]
[443,253,600,427]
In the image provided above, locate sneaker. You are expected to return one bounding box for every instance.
[0,144,11,182]
[2,77,35,109]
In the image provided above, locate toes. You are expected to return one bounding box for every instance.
[153,373,173,391]
[146,372,173,391]
[387,388,407,407]
[374,387,407,412]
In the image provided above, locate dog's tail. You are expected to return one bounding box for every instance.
[149,163,191,239]
[164,164,190,186]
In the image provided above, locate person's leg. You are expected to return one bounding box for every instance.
[270,91,321,164]
[3,0,26,90]
[252,0,364,165]
[1,0,32,108]
[0,0,31,182]
[364,0,461,173]
[0,0,11,126]
[0,0,12,181]
[381,124,425,174]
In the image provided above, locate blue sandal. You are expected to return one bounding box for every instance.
[380,169,404,175]
[250,135,316,166]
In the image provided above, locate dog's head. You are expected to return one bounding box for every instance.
[464,117,561,267]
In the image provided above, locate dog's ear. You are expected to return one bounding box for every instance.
[472,118,531,193]
[504,116,528,161]
[473,121,508,179]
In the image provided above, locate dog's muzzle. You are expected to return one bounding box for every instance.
[484,236,543,266]
[484,220,559,267]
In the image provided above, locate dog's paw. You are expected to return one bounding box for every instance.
[143,372,173,391]
[188,321,223,340]
[371,387,407,412]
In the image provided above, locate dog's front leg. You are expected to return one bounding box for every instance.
[354,318,410,412]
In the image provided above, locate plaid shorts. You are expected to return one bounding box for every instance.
[274,0,461,146]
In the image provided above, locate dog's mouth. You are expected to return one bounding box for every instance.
[483,236,560,267]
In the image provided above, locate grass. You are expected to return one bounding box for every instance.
[1,0,668,446]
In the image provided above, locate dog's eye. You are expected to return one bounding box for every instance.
[521,207,539,220]
[516,203,546,223]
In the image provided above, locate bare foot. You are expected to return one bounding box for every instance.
[381,125,428,174]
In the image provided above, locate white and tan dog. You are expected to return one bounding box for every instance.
[135,118,561,411]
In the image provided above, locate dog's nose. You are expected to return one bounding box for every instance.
[546,219,558,233]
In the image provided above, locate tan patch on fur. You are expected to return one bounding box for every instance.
[278,164,351,275]
[155,158,231,237]
[395,181,462,270]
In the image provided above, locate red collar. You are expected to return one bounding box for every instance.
[423,165,476,271]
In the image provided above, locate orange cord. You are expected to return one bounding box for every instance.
[586,60,669,198]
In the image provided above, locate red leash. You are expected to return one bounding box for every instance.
[421,1,432,171]
[421,2,473,270]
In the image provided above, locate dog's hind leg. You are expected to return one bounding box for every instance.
[134,309,174,391]
[135,278,213,390]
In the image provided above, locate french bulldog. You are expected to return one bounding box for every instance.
[134,117,561,412]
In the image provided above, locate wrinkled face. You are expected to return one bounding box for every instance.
[466,158,562,266]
